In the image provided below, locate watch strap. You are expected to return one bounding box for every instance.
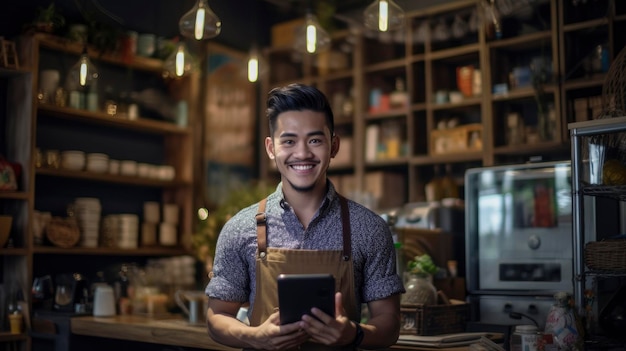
[350,321,364,348]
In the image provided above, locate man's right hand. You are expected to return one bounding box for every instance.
[250,310,309,350]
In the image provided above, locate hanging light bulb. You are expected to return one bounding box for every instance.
[179,0,222,40]
[164,42,195,78]
[247,45,260,83]
[68,46,98,89]
[363,0,405,32]
[293,11,331,54]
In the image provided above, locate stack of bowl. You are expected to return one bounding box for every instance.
[86,153,109,173]
[73,197,101,247]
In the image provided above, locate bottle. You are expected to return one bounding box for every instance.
[440,164,459,199]
[389,77,408,109]
[425,166,444,202]
[510,325,539,351]
[545,292,582,351]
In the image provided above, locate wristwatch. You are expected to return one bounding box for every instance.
[350,321,364,348]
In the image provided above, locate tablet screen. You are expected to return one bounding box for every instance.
[277,273,335,325]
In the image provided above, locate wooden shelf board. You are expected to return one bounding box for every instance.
[410,152,483,165]
[37,104,189,135]
[0,248,29,256]
[33,246,190,256]
[562,75,606,91]
[488,30,553,50]
[35,168,191,188]
[364,158,409,168]
[430,97,482,110]
[35,33,164,74]
[493,141,569,155]
[562,18,609,32]
[428,43,480,61]
[365,108,409,120]
[0,331,28,342]
[0,191,29,200]
[364,59,407,73]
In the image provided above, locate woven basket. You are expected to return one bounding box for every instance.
[584,239,626,272]
[400,303,469,336]
[45,217,80,248]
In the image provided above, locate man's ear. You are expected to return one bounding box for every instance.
[265,137,275,159]
[330,135,340,158]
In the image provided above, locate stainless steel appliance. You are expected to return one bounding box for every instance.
[465,161,573,329]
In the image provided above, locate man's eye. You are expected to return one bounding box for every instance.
[309,138,322,144]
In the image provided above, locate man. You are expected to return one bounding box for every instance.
[206,83,404,350]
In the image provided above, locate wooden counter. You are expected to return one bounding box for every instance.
[71,315,239,351]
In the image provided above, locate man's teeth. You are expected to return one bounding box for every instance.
[292,165,313,170]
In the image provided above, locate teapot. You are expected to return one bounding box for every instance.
[175,290,207,325]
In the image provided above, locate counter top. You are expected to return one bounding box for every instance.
[71,315,238,351]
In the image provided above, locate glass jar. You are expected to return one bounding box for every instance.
[401,273,437,305]
[510,324,539,351]
[544,292,581,351]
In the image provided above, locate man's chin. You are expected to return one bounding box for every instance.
[286,179,316,193]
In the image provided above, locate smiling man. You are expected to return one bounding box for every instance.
[205,83,404,351]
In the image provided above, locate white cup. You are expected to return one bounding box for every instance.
[137,33,156,57]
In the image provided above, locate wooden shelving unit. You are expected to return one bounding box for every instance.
[260,0,626,209]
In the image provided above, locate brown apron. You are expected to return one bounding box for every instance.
[249,195,359,351]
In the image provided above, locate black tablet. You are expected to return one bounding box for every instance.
[277,273,335,325]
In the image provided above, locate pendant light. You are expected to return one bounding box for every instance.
[247,45,260,83]
[363,0,405,32]
[293,10,331,54]
[164,42,194,78]
[179,0,222,40]
[68,46,98,89]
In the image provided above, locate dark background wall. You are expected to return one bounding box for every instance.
[0,0,285,52]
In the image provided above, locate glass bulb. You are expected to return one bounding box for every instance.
[164,42,195,78]
[67,47,98,90]
[179,0,222,40]
[247,47,259,83]
[364,0,405,32]
[293,12,331,54]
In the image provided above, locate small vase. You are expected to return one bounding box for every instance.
[401,273,437,305]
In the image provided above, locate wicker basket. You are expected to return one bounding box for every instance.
[45,217,80,248]
[400,303,469,336]
[584,239,626,272]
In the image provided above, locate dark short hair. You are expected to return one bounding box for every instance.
[266,83,335,137]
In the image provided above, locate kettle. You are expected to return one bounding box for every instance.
[175,290,207,325]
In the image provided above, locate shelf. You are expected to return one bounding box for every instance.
[364,59,407,73]
[492,85,557,101]
[428,43,480,61]
[0,248,29,256]
[33,246,189,256]
[562,18,609,33]
[410,152,483,166]
[493,141,568,156]
[488,30,553,50]
[35,168,191,188]
[430,96,482,110]
[0,332,28,342]
[35,33,164,74]
[365,109,409,120]
[581,184,626,201]
[0,191,29,200]
[37,104,189,135]
[562,75,606,90]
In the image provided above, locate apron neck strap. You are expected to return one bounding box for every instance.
[255,195,352,261]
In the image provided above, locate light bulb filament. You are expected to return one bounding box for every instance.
[195,7,206,40]
[79,58,88,86]
[306,24,317,53]
[248,57,259,82]
[379,0,389,32]
[175,47,185,77]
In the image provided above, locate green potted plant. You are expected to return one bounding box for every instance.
[192,181,273,275]
[33,3,65,33]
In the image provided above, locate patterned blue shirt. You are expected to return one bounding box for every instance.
[206,181,405,313]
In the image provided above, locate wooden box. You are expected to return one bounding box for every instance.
[430,123,482,155]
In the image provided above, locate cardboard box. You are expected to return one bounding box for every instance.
[271,18,305,48]
[365,171,406,209]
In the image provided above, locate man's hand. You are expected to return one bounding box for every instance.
[298,292,355,346]
[251,310,310,350]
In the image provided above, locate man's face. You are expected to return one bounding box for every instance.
[265,110,339,193]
